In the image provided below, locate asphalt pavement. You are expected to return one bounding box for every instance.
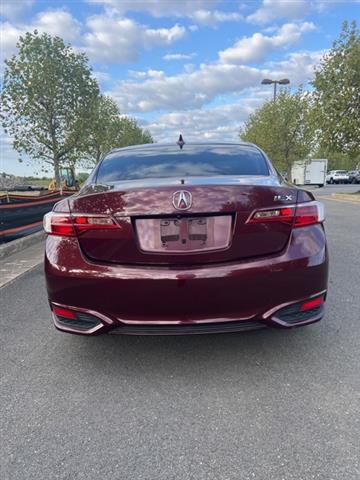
[1,197,359,480]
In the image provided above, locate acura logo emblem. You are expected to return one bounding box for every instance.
[172,190,192,210]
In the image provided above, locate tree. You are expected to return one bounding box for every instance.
[84,94,153,165]
[0,31,99,187]
[312,146,360,171]
[84,94,120,165]
[240,90,313,177]
[76,172,90,184]
[116,117,153,149]
[312,20,360,158]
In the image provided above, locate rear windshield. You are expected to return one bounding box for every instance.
[96,145,269,183]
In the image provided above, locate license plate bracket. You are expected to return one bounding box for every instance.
[136,215,232,253]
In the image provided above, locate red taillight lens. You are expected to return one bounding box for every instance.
[294,204,321,227]
[53,306,77,319]
[300,296,324,311]
[248,201,325,228]
[73,215,117,231]
[250,207,295,224]
[43,212,118,236]
[43,213,75,236]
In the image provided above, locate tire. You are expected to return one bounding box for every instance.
[329,178,334,184]
[318,184,324,188]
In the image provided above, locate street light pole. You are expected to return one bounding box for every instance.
[261,78,290,101]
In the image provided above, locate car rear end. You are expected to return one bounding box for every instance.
[44,143,328,335]
[334,171,350,184]
[348,170,360,184]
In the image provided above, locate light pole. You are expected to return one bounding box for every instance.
[261,78,290,101]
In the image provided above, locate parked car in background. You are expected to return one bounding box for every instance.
[44,141,328,336]
[348,170,360,184]
[325,170,349,184]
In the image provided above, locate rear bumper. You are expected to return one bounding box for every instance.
[45,224,328,335]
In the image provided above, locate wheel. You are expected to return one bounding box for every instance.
[329,178,334,184]
[318,184,324,188]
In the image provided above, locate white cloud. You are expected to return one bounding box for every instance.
[128,70,148,79]
[247,0,311,24]
[127,69,167,79]
[92,70,111,83]
[142,94,269,143]
[0,0,34,20]
[130,50,323,142]
[163,52,197,61]
[1,10,186,66]
[191,9,243,25]
[34,10,81,41]
[219,22,316,64]
[87,0,221,17]
[0,10,81,63]
[87,1,242,25]
[146,24,185,44]
[84,14,186,62]
[110,63,264,113]
[0,22,24,62]
[146,69,166,78]
[267,50,325,85]
[109,44,324,116]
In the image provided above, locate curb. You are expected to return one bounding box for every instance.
[0,230,46,259]
[330,193,360,203]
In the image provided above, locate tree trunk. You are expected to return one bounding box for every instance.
[287,164,292,182]
[54,158,61,190]
[285,154,292,182]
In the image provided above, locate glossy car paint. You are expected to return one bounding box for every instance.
[45,143,328,335]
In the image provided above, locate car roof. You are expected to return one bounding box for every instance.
[108,142,260,156]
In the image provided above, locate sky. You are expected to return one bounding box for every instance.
[0,0,359,176]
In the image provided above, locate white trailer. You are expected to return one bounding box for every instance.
[291,159,328,187]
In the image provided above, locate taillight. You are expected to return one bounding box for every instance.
[250,207,295,224]
[43,212,118,236]
[43,213,75,236]
[72,215,117,231]
[247,201,325,227]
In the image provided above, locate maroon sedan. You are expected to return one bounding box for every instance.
[44,142,328,335]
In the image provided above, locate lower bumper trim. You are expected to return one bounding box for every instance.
[109,320,266,335]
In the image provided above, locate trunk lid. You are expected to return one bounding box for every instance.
[68,180,298,266]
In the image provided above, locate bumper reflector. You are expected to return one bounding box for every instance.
[52,305,102,330]
[53,306,77,319]
[300,296,323,311]
[274,296,325,324]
